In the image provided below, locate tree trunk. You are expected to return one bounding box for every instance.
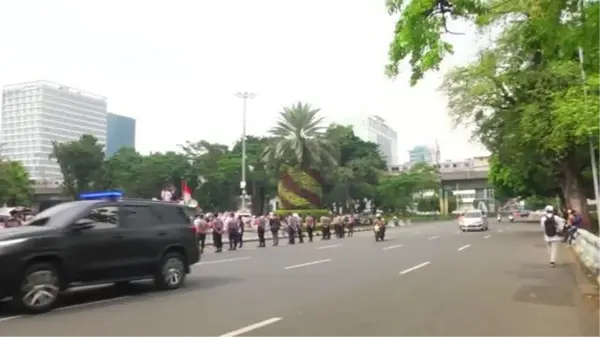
[561,164,592,230]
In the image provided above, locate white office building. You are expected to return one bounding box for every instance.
[351,115,398,167]
[0,81,108,183]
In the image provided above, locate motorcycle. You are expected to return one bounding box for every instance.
[497,215,502,223]
[508,215,514,223]
[374,223,385,242]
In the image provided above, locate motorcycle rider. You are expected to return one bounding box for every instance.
[374,214,386,241]
[320,214,332,239]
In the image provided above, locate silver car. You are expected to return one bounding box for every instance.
[459,210,489,232]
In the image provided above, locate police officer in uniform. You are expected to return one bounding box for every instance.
[320,214,331,240]
[347,214,355,237]
[212,215,224,253]
[195,214,209,253]
[305,214,315,242]
[287,213,297,245]
[270,215,281,246]
[257,214,267,247]
[332,215,342,238]
[295,213,304,243]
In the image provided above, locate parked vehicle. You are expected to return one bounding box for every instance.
[0,199,200,314]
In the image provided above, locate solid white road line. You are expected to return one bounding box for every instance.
[484,234,492,239]
[55,296,129,311]
[382,244,404,251]
[196,257,251,265]
[284,259,331,270]
[400,261,431,275]
[0,296,130,323]
[316,244,342,250]
[497,229,504,233]
[457,244,471,251]
[219,317,283,337]
[427,235,440,240]
[0,316,21,323]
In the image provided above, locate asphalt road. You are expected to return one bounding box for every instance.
[0,220,597,336]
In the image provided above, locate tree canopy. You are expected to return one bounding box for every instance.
[386,0,599,228]
[0,160,32,206]
[47,122,439,215]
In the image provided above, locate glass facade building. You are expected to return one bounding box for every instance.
[106,113,136,157]
[351,115,398,167]
[0,81,107,183]
[409,145,436,164]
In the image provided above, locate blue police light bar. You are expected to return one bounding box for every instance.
[78,190,124,200]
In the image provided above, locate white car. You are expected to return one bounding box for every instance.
[459,210,489,232]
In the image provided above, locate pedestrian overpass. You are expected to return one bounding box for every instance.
[439,169,493,214]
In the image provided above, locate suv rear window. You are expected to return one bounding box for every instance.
[152,204,191,225]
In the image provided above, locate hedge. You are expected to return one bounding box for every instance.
[273,209,330,218]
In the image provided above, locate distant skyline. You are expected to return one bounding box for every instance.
[0,0,490,162]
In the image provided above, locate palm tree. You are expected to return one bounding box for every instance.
[262,102,338,210]
[262,102,337,169]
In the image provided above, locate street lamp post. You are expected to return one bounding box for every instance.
[235,91,256,211]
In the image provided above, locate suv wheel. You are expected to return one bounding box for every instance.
[154,252,186,290]
[13,263,61,314]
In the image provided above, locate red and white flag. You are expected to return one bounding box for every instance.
[181,180,192,203]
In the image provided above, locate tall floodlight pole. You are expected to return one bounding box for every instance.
[435,140,444,215]
[576,0,600,228]
[235,92,256,211]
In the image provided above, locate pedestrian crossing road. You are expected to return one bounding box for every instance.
[0,221,597,336]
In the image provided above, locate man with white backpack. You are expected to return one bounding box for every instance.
[540,205,565,267]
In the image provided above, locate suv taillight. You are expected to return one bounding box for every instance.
[190,225,198,235]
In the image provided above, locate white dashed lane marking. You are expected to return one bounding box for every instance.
[457,244,471,251]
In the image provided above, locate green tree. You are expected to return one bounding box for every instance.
[416,196,439,212]
[323,124,386,211]
[51,135,105,198]
[386,0,599,228]
[377,163,440,215]
[231,136,277,214]
[0,160,33,206]
[262,102,338,209]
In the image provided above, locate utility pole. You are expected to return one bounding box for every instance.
[235,92,256,211]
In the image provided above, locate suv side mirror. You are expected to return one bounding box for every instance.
[73,218,95,230]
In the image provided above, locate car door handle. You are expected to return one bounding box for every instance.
[112,234,124,239]
[158,231,167,236]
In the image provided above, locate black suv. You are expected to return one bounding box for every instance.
[0,199,200,314]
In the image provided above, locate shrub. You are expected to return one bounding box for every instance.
[273,209,330,219]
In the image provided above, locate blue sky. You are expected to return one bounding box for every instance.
[0,0,489,162]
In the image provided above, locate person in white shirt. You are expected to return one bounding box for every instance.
[540,205,565,267]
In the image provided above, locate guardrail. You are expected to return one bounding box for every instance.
[572,228,600,284]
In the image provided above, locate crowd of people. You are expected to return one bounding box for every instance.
[192,212,388,253]
[0,207,34,228]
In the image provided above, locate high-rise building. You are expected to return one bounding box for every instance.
[0,81,108,183]
[408,145,437,164]
[351,115,398,166]
[106,113,136,157]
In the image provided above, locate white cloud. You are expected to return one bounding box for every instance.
[0,0,489,161]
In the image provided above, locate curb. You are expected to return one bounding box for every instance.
[567,246,600,312]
